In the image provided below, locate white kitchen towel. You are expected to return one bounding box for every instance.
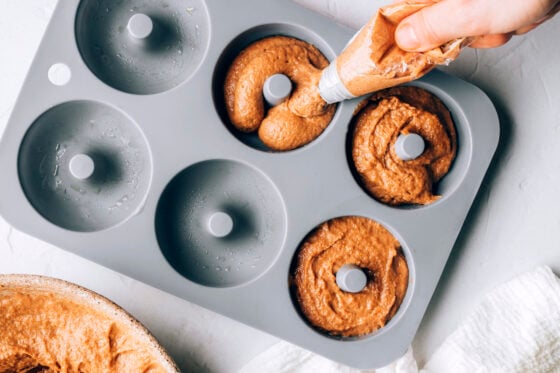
[239,266,560,372]
[422,266,560,373]
[237,341,374,373]
[238,342,417,373]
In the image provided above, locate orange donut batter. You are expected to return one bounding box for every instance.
[292,216,408,337]
[224,36,335,151]
[0,277,176,372]
[352,86,457,205]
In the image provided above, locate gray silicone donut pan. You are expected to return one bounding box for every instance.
[0,0,499,369]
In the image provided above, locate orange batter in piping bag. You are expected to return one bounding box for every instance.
[319,1,468,103]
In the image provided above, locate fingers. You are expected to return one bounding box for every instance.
[395,0,483,51]
[394,0,560,51]
[516,2,560,34]
[514,24,539,35]
[469,33,513,49]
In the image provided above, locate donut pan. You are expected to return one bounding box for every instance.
[0,0,499,368]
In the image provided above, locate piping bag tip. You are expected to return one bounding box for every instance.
[318,61,355,105]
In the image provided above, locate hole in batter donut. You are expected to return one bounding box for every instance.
[289,216,409,339]
[213,24,338,152]
[347,86,458,207]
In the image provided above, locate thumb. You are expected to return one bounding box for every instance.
[395,0,558,51]
[394,0,504,51]
[395,0,475,51]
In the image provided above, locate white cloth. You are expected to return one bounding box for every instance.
[238,343,417,373]
[422,266,560,373]
[240,266,560,372]
[238,341,374,373]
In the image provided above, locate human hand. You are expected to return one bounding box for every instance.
[394,0,560,51]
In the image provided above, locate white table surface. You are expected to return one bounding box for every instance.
[1,1,560,371]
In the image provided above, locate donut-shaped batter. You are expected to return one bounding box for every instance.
[352,86,457,205]
[224,36,335,151]
[292,216,408,337]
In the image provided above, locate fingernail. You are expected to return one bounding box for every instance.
[397,23,420,50]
